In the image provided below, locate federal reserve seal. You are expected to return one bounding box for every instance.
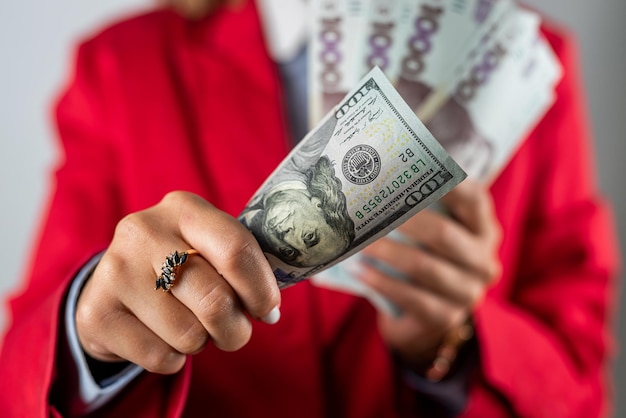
[342,144,381,185]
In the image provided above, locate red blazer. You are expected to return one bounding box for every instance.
[0,2,619,417]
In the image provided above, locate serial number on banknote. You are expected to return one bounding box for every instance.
[355,148,428,220]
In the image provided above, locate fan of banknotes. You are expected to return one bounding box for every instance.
[303,0,562,313]
[241,0,563,314]
[308,0,562,182]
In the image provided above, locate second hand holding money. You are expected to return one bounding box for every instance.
[357,179,502,370]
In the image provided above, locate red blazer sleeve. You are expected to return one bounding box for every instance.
[0,35,188,417]
[461,28,620,418]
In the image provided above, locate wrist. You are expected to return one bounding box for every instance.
[423,319,474,382]
[395,317,475,382]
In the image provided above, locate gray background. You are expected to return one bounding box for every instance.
[1,0,624,415]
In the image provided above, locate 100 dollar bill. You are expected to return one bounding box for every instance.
[239,67,466,288]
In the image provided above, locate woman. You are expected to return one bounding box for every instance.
[0,0,619,417]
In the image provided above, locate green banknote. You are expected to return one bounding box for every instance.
[240,67,466,289]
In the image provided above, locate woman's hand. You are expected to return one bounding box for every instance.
[359,179,502,367]
[75,191,281,374]
[156,0,244,20]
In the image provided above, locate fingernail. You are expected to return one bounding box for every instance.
[261,306,281,325]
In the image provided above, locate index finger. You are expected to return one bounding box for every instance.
[164,192,281,323]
